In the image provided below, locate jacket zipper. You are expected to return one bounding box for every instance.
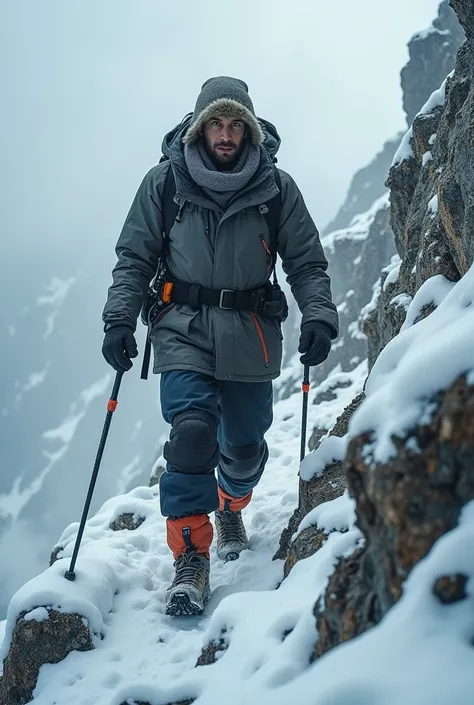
[249,312,270,368]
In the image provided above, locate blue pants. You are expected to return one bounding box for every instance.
[159,371,273,518]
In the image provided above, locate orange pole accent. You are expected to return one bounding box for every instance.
[302,382,310,393]
[107,399,118,412]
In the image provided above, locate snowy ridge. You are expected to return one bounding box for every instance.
[0,356,365,705]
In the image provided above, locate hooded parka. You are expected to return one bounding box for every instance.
[102,116,338,382]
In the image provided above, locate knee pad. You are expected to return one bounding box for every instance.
[220,441,268,480]
[164,410,219,474]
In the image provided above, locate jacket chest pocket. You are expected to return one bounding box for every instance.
[229,209,273,280]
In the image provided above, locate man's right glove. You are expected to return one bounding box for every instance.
[102,324,138,372]
[298,321,332,366]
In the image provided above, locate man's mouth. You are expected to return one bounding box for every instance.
[215,145,235,154]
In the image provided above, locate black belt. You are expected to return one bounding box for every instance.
[164,281,266,312]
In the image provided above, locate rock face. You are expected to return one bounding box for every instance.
[274,0,473,664]
[311,0,474,658]
[401,0,465,125]
[276,392,365,567]
[316,196,395,380]
[315,374,474,656]
[311,0,463,386]
[109,512,145,531]
[0,610,93,705]
[364,4,469,366]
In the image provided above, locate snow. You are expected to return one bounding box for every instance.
[36,276,76,339]
[401,274,455,331]
[0,374,112,522]
[116,455,143,494]
[389,292,412,311]
[391,126,414,166]
[42,374,111,444]
[411,26,450,42]
[382,257,401,291]
[22,368,48,392]
[422,150,433,166]
[392,74,451,167]
[0,355,367,705]
[427,193,439,216]
[300,435,347,482]
[36,277,76,307]
[296,492,356,536]
[360,254,401,323]
[321,192,389,254]
[4,260,474,703]
[350,266,474,463]
[23,607,50,622]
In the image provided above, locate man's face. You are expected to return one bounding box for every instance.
[202,115,247,170]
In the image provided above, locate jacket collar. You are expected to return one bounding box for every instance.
[168,125,279,213]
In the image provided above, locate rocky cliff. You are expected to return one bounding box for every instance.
[311,0,464,385]
[284,0,474,660]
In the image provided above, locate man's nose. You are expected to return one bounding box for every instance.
[220,126,232,141]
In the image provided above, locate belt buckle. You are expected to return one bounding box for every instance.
[219,289,235,310]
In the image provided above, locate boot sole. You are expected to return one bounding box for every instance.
[165,588,211,617]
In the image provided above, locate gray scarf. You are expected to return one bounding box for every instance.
[184,140,261,209]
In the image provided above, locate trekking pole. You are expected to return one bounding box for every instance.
[300,364,310,463]
[65,370,124,581]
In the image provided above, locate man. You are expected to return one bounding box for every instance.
[102,76,338,616]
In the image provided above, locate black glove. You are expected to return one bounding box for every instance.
[102,324,138,372]
[298,321,332,366]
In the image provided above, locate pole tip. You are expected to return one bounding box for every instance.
[64,570,76,582]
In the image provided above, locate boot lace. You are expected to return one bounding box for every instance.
[173,552,206,588]
[217,510,245,544]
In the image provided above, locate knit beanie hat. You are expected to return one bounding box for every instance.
[182,76,264,147]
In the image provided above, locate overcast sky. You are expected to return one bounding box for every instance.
[1,0,441,248]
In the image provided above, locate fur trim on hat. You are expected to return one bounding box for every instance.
[182,98,264,147]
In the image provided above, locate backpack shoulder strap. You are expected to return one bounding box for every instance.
[263,166,282,267]
[161,163,178,238]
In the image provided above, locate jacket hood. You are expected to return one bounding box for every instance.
[161,114,281,163]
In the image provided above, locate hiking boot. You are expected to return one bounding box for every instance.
[165,552,211,616]
[215,500,249,562]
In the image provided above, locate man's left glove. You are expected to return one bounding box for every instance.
[298,321,332,366]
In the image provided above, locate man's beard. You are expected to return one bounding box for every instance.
[204,137,247,171]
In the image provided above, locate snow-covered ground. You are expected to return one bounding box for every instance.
[0,357,365,705]
[3,266,474,705]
